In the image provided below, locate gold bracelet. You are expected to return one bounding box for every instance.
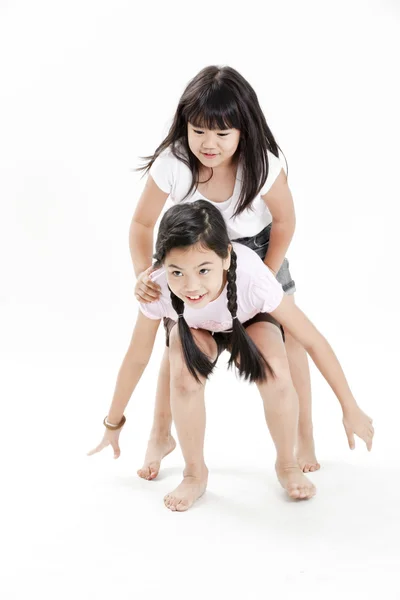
[103,415,126,430]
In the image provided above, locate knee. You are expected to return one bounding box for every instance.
[169,328,202,396]
[267,358,295,396]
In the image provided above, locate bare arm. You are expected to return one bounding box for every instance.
[107,312,161,423]
[129,175,169,277]
[270,296,357,413]
[261,169,296,274]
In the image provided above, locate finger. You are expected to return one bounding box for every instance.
[367,437,373,451]
[136,285,159,299]
[143,281,161,295]
[142,287,161,299]
[87,441,107,456]
[112,443,121,459]
[136,291,159,303]
[344,425,355,450]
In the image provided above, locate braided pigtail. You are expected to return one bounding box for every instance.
[226,249,274,382]
[170,290,216,384]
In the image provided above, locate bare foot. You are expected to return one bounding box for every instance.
[276,463,316,500]
[296,430,321,473]
[137,434,176,481]
[164,470,208,512]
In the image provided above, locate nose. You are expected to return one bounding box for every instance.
[201,131,217,150]
[184,275,201,294]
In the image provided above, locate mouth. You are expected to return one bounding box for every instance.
[201,152,218,159]
[184,293,208,304]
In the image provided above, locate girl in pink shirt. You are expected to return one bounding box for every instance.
[88,201,374,512]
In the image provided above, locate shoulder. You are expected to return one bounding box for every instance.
[232,242,284,312]
[260,149,287,196]
[232,242,268,279]
[149,145,190,194]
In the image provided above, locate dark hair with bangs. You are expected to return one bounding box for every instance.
[153,200,274,384]
[138,65,287,217]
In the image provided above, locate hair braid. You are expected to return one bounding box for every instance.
[226,249,238,318]
[170,289,215,384]
[225,248,274,383]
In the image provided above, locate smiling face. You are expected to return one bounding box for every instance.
[165,243,231,309]
[187,122,241,169]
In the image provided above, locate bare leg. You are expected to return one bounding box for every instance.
[284,294,320,473]
[247,322,316,500]
[163,327,216,512]
[137,348,176,480]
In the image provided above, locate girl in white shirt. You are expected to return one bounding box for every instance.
[89,201,373,512]
[131,66,312,480]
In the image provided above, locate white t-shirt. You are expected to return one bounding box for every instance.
[149,146,286,238]
[139,242,284,332]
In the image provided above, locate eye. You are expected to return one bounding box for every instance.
[193,129,204,135]
[217,133,229,137]
[199,268,210,275]
[171,271,183,277]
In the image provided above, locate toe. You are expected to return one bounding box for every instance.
[299,487,307,499]
[303,465,310,473]
[176,500,189,512]
[170,497,179,511]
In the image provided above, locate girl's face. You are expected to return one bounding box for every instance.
[187,122,241,168]
[165,243,231,309]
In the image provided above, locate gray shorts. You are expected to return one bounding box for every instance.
[233,224,296,295]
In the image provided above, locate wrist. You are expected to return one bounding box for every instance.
[104,415,126,430]
[341,398,358,415]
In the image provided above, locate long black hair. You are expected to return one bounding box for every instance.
[138,65,287,217]
[153,200,274,384]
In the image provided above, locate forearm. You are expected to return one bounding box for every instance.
[307,337,358,413]
[106,314,160,423]
[107,359,147,423]
[107,354,149,423]
[264,220,295,273]
[129,220,154,277]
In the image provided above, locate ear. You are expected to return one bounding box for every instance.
[223,244,232,271]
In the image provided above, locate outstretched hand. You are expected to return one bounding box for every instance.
[342,406,374,451]
[87,427,123,459]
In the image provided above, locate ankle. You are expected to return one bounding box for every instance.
[183,463,209,479]
[149,428,172,441]
[275,458,298,471]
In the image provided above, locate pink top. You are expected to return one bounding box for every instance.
[139,243,283,332]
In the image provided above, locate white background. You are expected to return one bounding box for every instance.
[1,1,400,598]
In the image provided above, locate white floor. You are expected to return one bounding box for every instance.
[3,327,400,600]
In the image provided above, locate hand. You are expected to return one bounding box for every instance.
[342,406,374,451]
[135,266,161,304]
[87,427,123,459]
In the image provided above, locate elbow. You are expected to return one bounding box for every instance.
[273,216,296,234]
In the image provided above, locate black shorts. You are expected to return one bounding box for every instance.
[163,312,285,355]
